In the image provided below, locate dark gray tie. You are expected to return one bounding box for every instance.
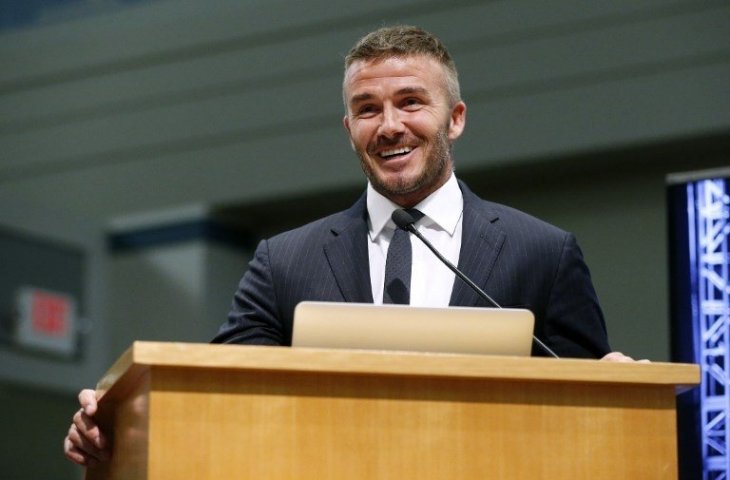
[383,209,424,304]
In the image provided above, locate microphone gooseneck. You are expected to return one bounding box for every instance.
[391,208,559,359]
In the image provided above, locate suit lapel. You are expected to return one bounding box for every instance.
[449,183,506,307]
[323,194,374,303]
[321,182,504,306]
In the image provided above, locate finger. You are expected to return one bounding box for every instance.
[72,409,107,450]
[65,447,99,467]
[67,424,106,458]
[78,389,98,416]
[64,425,108,463]
[601,351,635,362]
[68,424,111,462]
[64,434,99,467]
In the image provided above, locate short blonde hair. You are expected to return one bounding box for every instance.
[344,25,461,106]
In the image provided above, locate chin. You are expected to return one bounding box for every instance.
[374,175,424,198]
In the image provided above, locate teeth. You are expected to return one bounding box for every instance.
[380,147,412,158]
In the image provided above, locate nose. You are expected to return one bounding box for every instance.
[377,104,405,138]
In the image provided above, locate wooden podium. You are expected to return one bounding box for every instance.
[86,342,699,480]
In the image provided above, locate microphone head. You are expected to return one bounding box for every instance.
[391,209,416,230]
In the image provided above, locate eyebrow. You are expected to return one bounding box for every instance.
[396,86,430,98]
[348,86,432,108]
[349,92,374,107]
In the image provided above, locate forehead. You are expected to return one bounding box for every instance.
[343,55,448,99]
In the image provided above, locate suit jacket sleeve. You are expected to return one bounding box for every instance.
[539,232,611,358]
[211,197,370,346]
[458,187,611,359]
[211,239,286,345]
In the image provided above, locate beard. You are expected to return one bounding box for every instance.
[356,126,453,201]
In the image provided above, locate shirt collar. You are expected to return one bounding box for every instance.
[367,173,463,240]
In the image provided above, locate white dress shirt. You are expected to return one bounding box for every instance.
[367,174,463,307]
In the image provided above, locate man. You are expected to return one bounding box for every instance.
[64,25,634,467]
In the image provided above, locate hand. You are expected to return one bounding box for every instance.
[601,351,650,363]
[63,389,110,466]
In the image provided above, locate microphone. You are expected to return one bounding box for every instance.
[392,209,559,359]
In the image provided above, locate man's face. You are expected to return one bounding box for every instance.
[343,55,466,207]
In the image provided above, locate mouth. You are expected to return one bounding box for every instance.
[376,146,414,160]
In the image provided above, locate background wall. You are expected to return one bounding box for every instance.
[0,0,728,478]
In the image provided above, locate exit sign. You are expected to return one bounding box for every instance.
[15,287,77,356]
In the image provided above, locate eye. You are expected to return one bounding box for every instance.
[402,97,422,110]
[355,104,378,118]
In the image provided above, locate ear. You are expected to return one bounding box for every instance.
[343,115,350,133]
[447,101,467,142]
[343,115,355,150]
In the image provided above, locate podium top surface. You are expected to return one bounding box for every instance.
[97,341,700,398]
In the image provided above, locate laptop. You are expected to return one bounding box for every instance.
[292,301,535,356]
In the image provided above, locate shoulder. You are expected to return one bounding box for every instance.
[265,192,367,249]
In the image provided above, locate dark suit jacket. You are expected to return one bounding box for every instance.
[213,181,611,358]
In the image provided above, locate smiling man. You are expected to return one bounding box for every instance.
[64,25,635,468]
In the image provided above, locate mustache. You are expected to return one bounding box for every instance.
[367,135,420,154]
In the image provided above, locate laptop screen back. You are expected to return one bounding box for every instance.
[292,301,535,356]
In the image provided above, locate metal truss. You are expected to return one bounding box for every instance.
[691,179,730,480]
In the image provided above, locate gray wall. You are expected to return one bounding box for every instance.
[0,197,108,480]
[108,236,250,356]
[1,0,728,215]
[0,1,728,478]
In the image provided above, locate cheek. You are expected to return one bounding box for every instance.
[351,132,367,150]
[409,115,441,136]
[350,124,374,148]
